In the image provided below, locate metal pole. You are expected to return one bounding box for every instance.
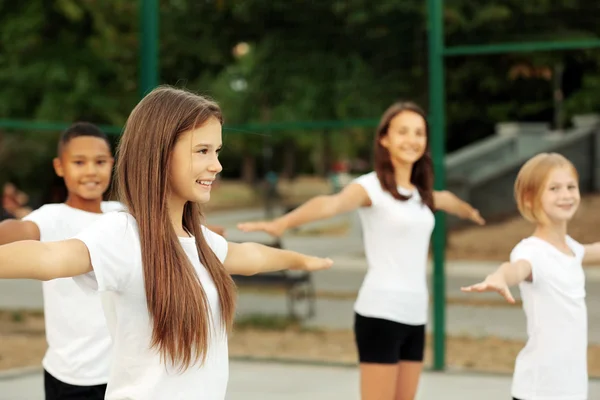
[140,0,159,98]
[427,0,446,371]
[444,39,600,56]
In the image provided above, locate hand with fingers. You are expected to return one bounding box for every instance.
[470,209,485,226]
[237,219,286,238]
[296,255,334,272]
[461,274,515,304]
[3,183,32,219]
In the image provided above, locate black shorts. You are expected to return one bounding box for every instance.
[44,370,107,400]
[353,312,425,364]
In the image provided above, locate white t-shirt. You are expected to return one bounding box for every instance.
[74,212,230,400]
[353,172,435,325]
[511,236,588,400]
[22,201,123,386]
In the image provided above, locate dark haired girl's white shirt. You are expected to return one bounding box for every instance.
[74,212,229,400]
[353,172,435,325]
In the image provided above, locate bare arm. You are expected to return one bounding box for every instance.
[460,259,532,303]
[224,242,333,276]
[237,183,370,237]
[583,243,600,266]
[0,219,40,245]
[433,190,485,225]
[0,239,92,281]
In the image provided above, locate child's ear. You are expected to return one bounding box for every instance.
[53,157,64,177]
[523,193,536,213]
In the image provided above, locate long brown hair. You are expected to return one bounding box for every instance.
[373,102,434,210]
[115,86,236,370]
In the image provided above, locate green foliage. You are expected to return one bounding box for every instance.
[0,0,599,191]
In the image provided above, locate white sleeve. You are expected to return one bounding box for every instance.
[73,212,139,292]
[510,242,541,283]
[567,236,586,263]
[352,172,383,206]
[201,225,228,263]
[21,206,56,242]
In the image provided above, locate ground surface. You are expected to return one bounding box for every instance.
[3,178,600,375]
[3,311,600,377]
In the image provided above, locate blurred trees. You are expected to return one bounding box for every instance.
[0,0,599,196]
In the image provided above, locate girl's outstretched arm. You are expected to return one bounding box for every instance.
[460,259,532,303]
[237,183,370,237]
[0,239,92,281]
[583,242,600,266]
[224,242,333,276]
[433,190,485,225]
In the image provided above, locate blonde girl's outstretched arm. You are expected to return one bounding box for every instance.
[224,241,333,276]
[237,183,370,237]
[582,242,600,266]
[460,259,532,303]
[433,190,485,225]
[0,239,92,281]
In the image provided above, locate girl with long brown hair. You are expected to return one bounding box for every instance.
[238,101,485,400]
[0,86,332,400]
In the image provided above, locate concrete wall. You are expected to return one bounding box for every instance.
[445,115,600,228]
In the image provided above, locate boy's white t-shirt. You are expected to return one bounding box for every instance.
[352,172,435,325]
[73,212,230,400]
[22,201,124,386]
[511,236,588,400]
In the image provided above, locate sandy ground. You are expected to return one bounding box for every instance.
[3,311,600,377]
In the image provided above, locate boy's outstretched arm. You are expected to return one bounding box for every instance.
[224,242,333,276]
[460,259,532,303]
[0,239,92,281]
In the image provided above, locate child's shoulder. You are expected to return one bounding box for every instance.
[353,171,377,184]
[101,201,127,213]
[510,236,544,258]
[35,203,67,213]
[23,203,68,221]
[352,171,384,195]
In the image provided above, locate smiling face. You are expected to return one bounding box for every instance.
[53,136,114,205]
[539,166,580,223]
[379,110,427,167]
[168,116,223,207]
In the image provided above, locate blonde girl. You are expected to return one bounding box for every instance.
[462,153,600,400]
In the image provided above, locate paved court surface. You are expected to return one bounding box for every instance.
[2,361,600,400]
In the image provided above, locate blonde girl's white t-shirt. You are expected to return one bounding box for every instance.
[353,172,435,325]
[73,212,230,400]
[511,236,588,400]
[22,201,124,386]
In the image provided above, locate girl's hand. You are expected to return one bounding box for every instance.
[461,274,515,303]
[237,219,286,237]
[3,183,31,218]
[469,209,485,226]
[293,255,333,272]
